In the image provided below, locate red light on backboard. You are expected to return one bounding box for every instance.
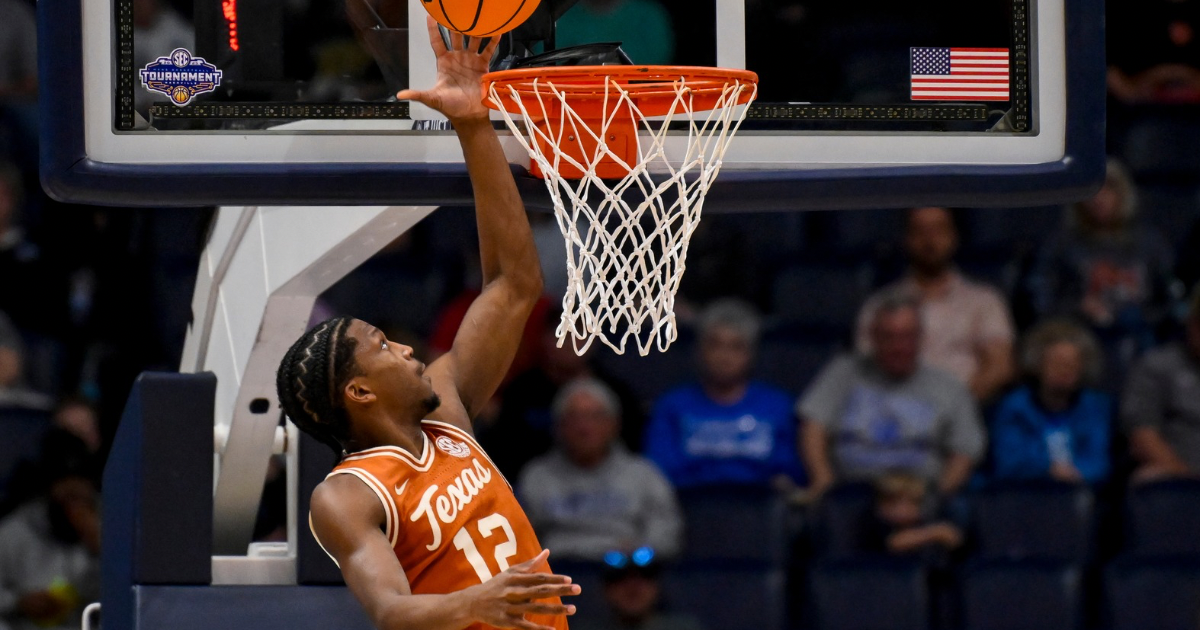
[221,0,239,51]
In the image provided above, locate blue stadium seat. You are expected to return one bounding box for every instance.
[809,557,928,630]
[663,565,787,630]
[1125,479,1200,558]
[961,560,1082,630]
[972,482,1095,563]
[677,486,790,566]
[755,334,839,395]
[771,264,867,331]
[811,482,875,559]
[594,333,695,405]
[1106,556,1200,630]
[0,406,51,498]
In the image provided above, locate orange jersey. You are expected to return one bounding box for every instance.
[311,419,567,630]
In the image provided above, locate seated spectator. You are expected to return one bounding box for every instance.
[0,439,100,630]
[801,292,986,496]
[520,379,682,561]
[644,299,805,490]
[0,310,50,410]
[554,0,676,65]
[991,320,1113,484]
[1122,284,1200,481]
[573,549,704,630]
[1108,0,1200,104]
[0,0,37,97]
[864,473,963,558]
[1027,159,1175,381]
[480,308,644,479]
[856,207,1016,402]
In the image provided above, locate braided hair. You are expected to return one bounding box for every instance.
[276,317,363,458]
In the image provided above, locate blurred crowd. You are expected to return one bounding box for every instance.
[2,0,1200,628]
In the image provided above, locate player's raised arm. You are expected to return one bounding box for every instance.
[310,476,577,630]
[400,17,544,430]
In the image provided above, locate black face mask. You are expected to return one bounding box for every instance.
[47,500,81,545]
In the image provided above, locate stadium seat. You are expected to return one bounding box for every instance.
[808,557,928,630]
[663,565,787,630]
[0,406,51,499]
[755,333,840,394]
[1125,479,1200,558]
[677,486,790,566]
[961,559,1082,630]
[811,482,876,559]
[1106,556,1200,630]
[771,264,867,331]
[972,481,1095,563]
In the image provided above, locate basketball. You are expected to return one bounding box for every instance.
[420,0,542,37]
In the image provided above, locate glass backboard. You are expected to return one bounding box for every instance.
[39,0,1104,208]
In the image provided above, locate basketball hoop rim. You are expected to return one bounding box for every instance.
[482,65,759,113]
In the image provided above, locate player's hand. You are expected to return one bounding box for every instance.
[398,16,499,124]
[463,549,580,630]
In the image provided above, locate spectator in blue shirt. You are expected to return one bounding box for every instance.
[644,299,805,490]
[991,319,1113,484]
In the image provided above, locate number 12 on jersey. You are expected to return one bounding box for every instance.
[452,513,518,582]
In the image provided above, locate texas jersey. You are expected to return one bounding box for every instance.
[312,419,567,630]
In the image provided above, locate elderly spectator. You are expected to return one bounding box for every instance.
[482,308,644,479]
[802,292,986,496]
[0,437,100,630]
[856,207,1016,402]
[0,0,37,97]
[520,378,682,561]
[1122,284,1200,481]
[991,319,1113,484]
[644,299,805,490]
[1028,159,1175,381]
[573,549,705,630]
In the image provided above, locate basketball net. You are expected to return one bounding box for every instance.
[485,68,758,356]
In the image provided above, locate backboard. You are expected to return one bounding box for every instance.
[39,0,1105,209]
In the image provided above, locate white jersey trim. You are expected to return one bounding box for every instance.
[342,436,433,472]
[308,512,341,568]
[326,467,400,548]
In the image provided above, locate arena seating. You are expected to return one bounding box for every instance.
[961,559,1083,630]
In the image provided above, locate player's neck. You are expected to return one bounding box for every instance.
[350,414,427,457]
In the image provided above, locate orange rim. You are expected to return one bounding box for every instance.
[483,65,758,117]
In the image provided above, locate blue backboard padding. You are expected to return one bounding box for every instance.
[133,585,375,630]
[102,372,215,629]
[39,0,1104,209]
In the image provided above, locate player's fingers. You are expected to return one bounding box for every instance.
[513,583,582,600]
[396,89,440,111]
[426,16,448,55]
[511,549,550,572]
[508,573,572,586]
[480,36,500,58]
[511,602,577,616]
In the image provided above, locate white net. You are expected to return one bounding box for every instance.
[487,71,757,356]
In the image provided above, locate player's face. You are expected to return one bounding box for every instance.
[905,207,957,273]
[345,319,439,417]
[557,390,619,466]
[872,307,921,380]
[699,326,754,387]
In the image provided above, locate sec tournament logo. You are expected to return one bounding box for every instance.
[435,436,470,458]
[139,48,223,106]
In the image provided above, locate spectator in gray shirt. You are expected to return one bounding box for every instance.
[799,292,986,496]
[1122,284,1200,481]
[519,378,683,561]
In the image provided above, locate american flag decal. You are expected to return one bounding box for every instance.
[910,47,1010,101]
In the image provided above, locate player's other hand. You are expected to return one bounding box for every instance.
[464,549,580,630]
[397,16,499,125]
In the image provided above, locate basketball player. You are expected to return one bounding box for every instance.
[275,18,578,630]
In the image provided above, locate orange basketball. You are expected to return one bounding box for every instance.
[420,0,541,37]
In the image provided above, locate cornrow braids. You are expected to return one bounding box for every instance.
[276,317,363,458]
